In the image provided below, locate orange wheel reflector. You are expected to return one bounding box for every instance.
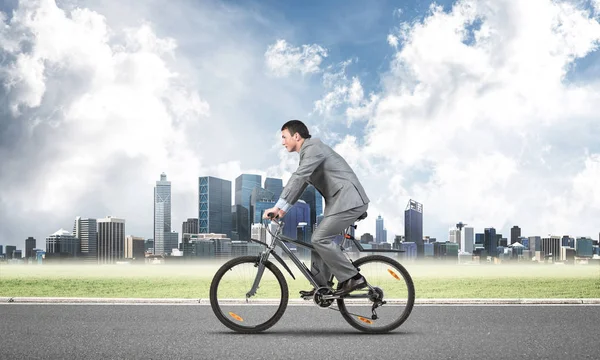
[388,269,401,280]
[344,234,351,239]
[357,316,373,325]
[229,312,244,322]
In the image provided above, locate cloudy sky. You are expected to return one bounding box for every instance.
[1,0,600,251]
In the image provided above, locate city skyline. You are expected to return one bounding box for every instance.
[2,170,599,255]
[2,0,600,253]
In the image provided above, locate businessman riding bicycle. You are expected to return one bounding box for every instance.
[263,119,370,298]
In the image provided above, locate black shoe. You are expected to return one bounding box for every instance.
[334,276,367,297]
[299,288,315,297]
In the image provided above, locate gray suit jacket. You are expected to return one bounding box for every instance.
[280,138,370,217]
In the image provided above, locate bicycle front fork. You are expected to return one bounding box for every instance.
[246,250,271,298]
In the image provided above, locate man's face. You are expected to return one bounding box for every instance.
[281,128,298,152]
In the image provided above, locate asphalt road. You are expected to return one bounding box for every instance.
[1,304,598,359]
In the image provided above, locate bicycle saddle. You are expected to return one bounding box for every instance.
[357,212,368,221]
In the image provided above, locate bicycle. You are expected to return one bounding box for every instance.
[209,211,415,334]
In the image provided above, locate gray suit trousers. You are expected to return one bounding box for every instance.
[310,203,369,286]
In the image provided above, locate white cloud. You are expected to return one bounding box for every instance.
[3,0,600,250]
[312,60,379,125]
[593,0,600,15]
[347,0,600,239]
[0,1,209,224]
[387,33,399,48]
[0,0,313,248]
[264,39,328,77]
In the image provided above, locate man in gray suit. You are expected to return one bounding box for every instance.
[263,120,370,296]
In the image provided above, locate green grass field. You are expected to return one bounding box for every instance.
[0,262,598,299]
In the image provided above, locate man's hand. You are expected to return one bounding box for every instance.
[263,207,281,219]
[276,209,287,218]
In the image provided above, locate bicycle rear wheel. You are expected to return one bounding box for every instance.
[337,255,415,333]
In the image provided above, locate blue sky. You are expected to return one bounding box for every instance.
[1,0,600,252]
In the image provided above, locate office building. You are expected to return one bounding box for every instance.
[264,177,283,199]
[154,173,172,255]
[461,226,474,254]
[250,187,275,224]
[182,218,198,235]
[283,200,310,240]
[540,236,561,262]
[5,245,16,259]
[164,231,179,255]
[300,185,323,229]
[360,233,374,244]
[231,205,249,240]
[46,229,80,257]
[25,237,36,258]
[97,216,125,264]
[125,236,145,259]
[575,237,594,258]
[199,176,232,237]
[510,226,521,245]
[449,228,460,246]
[484,228,497,257]
[405,199,424,257]
[73,217,98,261]
[235,174,262,211]
[376,215,385,243]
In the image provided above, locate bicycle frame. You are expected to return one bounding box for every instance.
[246,218,405,298]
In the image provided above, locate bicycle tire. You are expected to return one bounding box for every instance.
[209,255,289,333]
[337,255,415,333]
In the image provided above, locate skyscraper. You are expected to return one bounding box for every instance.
[235,174,262,211]
[125,235,145,259]
[235,174,261,238]
[182,218,199,235]
[462,226,474,254]
[5,245,16,259]
[510,225,521,245]
[25,237,36,258]
[300,185,322,230]
[405,199,424,257]
[264,177,283,199]
[73,217,97,261]
[484,227,497,257]
[282,200,310,240]
[449,228,460,245]
[97,216,125,264]
[250,187,275,225]
[46,229,79,257]
[154,173,171,255]
[376,215,385,243]
[164,231,179,254]
[199,176,232,237]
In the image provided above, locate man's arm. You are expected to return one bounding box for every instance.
[277,143,324,207]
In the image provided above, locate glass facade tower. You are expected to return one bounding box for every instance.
[404,199,424,257]
[199,176,232,237]
[376,215,385,243]
[154,173,171,255]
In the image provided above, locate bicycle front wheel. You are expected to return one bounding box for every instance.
[209,255,289,333]
[337,255,415,333]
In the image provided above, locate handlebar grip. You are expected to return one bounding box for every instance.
[267,212,279,219]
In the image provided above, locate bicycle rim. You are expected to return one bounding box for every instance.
[337,255,415,333]
[209,256,289,333]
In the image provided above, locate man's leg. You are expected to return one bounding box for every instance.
[310,251,333,288]
[310,204,369,285]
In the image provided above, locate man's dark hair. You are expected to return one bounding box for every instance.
[281,120,312,139]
